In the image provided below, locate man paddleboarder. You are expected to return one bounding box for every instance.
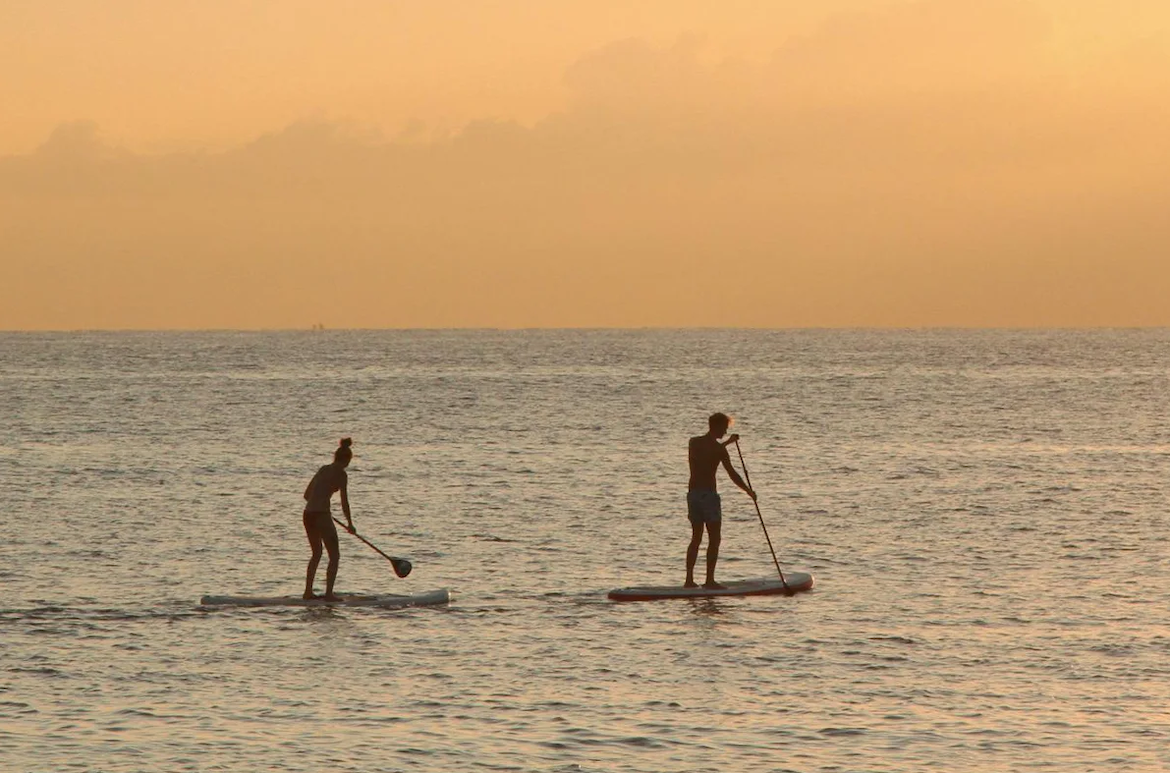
[686,413,756,589]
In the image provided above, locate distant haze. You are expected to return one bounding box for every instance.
[3,0,1169,329]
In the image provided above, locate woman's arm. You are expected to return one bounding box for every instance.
[339,474,354,532]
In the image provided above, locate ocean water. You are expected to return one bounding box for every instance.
[2,329,1168,772]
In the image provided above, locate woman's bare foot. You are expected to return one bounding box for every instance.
[303,591,321,600]
[684,580,699,588]
[702,581,726,590]
[322,593,344,602]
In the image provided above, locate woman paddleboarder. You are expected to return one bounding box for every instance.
[302,438,356,600]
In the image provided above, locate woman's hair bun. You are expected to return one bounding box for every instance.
[339,437,353,449]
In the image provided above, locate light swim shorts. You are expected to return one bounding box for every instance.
[687,490,722,525]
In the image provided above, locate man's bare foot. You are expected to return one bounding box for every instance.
[322,593,344,602]
[702,581,727,590]
[303,591,320,600]
[684,580,699,589]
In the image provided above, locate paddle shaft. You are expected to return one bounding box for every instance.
[333,517,412,578]
[732,440,788,588]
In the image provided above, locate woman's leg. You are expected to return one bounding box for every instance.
[304,514,325,599]
[323,528,342,600]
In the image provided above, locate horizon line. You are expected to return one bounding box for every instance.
[4,325,1170,334]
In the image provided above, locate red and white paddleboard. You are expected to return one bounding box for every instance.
[608,573,814,602]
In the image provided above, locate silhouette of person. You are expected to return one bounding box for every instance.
[302,438,356,600]
[686,413,756,589]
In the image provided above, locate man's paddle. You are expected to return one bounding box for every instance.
[333,517,412,578]
[732,439,790,592]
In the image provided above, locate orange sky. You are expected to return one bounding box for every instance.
[3,0,1169,329]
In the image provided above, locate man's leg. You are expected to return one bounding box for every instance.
[685,520,704,588]
[703,521,724,589]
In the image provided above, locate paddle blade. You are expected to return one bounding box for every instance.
[392,558,412,578]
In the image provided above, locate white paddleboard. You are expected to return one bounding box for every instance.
[200,589,450,608]
[608,573,813,602]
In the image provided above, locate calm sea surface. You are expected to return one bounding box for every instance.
[2,330,1168,772]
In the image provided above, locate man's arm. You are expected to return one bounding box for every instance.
[721,450,757,500]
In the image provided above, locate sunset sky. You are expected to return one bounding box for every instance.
[3,0,1169,329]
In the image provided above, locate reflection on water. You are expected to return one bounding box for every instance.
[686,598,730,618]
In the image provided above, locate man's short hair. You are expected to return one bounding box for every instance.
[709,412,732,432]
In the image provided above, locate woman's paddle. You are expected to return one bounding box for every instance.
[333,517,412,578]
[732,439,790,592]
